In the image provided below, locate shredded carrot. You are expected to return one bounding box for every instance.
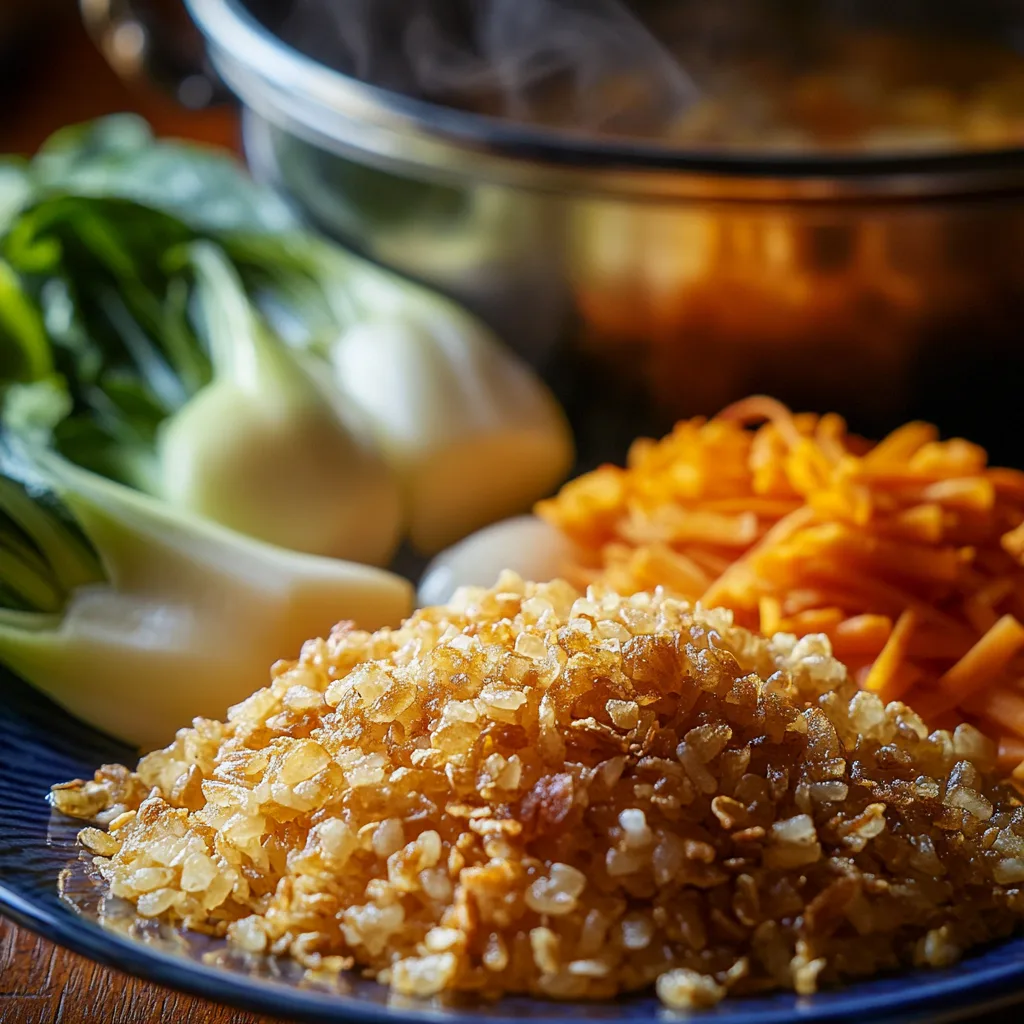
[759,596,782,636]
[716,395,803,448]
[537,396,1024,770]
[831,614,893,657]
[937,614,1024,702]
[702,507,816,609]
[963,578,1015,633]
[862,422,938,467]
[922,477,995,511]
[882,504,945,544]
[1003,521,1024,563]
[781,608,847,636]
[863,609,919,702]
[621,508,761,547]
[998,736,1024,775]
[966,687,1024,741]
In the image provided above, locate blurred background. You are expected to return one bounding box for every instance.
[4,0,1024,466]
[0,0,237,154]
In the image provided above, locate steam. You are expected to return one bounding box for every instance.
[276,0,700,135]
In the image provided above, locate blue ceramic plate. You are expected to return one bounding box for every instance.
[3,667,1024,1024]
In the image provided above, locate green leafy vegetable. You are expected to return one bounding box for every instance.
[1,116,572,560]
[0,437,412,747]
[0,258,52,383]
[227,233,575,554]
[157,242,401,563]
[0,160,31,233]
[0,115,573,743]
[31,115,296,235]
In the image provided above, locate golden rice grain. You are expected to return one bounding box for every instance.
[55,574,1024,1007]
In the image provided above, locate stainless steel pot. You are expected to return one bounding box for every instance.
[187,0,1024,464]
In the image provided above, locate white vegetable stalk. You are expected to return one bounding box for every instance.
[327,264,575,555]
[0,451,412,748]
[158,243,402,566]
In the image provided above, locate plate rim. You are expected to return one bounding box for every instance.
[4,874,1024,1024]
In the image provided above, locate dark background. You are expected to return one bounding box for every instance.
[0,1,237,156]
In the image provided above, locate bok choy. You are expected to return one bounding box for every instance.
[0,439,412,748]
[230,234,575,554]
[158,243,401,564]
[0,115,573,561]
[0,116,574,744]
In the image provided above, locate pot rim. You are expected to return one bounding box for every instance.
[186,0,1024,200]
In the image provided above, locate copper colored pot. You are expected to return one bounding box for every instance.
[188,0,1024,463]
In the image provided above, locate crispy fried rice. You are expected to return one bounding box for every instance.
[53,575,1024,1009]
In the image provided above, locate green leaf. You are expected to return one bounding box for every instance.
[0,378,72,436]
[3,204,64,274]
[2,197,211,488]
[33,114,297,235]
[0,159,32,232]
[0,259,52,381]
[0,534,63,612]
[0,439,104,610]
[35,114,154,168]
[98,288,189,413]
[50,417,158,495]
[38,277,103,378]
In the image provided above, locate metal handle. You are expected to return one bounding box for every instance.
[79,0,228,108]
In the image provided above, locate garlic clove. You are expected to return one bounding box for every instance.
[417,515,578,607]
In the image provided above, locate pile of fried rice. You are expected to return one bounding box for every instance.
[54,574,1024,1009]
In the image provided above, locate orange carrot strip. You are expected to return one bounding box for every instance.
[970,687,1024,741]
[904,629,974,661]
[861,422,938,467]
[989,468,1024,501]
[910,439,987,476]
[701,507,816,608]
[780,608,846,635]
[815,413,850,464]
[759,596,782,636]
[716,396,803,450]
[937,615,1024,703]
[683,548,734,576]
[831,614,893,656]
[998,736,1024,775]
[963,578,1015,634]
[626,544,709,600]
[871,504,945,544]
[622,508,760,547]
[779,589,847,616]
[699,498,801,517]
[922,477,995,512]
[796,569,972,636]
[1002,521,1024,564]
[863,609,919,703]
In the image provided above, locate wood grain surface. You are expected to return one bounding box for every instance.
[5,912,1024,1024]
[0,917,281,1024]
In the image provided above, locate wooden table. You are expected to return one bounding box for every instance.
[0,918,279,1024]
[4,915,1024,1024]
